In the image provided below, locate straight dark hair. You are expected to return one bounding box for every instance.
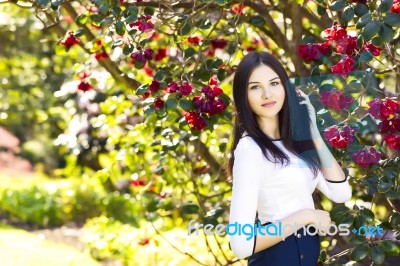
[226,51,321,181]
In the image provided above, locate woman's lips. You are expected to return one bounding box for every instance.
[261,102,276,107]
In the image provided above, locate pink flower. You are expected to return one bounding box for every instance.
[149,80,161,93]
[361,42,382,56]
[330,56,355,78]
[351,146,382,166]
[164,81,178,93]
[320,90,354,111]
[154,97,164,110]
[384,134,400,150]
[322,25,348,41]
[298,42,331,62]
[184,111,208,130]
[367,98,399,120]
[379,117,400,134]
[323,125,357,149]
[336,36,357,55]
[179,82,193,96]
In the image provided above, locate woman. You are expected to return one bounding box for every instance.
[227,51,352,266]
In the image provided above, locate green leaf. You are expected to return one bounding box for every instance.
[184,47,196,59]
[125,14,138,24]
[360,208,374,223]
[100,17,114,28]
[350,235,366,245]
[384,12,400,27]
[355,3,369,16]
[154,71,165,81]
[123,44,134,55]
[90,14,103,25]
[378,182,392,193]
[317,6,326,16]
[144,6,155,15]
[362,21,381,40]
[342,6,355,22]
[380,240,400,255]
[370,246,385,265]
[371,36,384,47]
[181,203,199,214]
[351,243,369,261]
[197,18,212,29]
[379,23,395,42]
[115,21,126,36]
[75,14,88,26]
[378,0,393,13]
[136,84,149,95]
[215,0,226,5]
[99,4,110,15]
[356,12,371,29]
[330,205,351,222]
[179,23,192,36]
[389,212,400,226]
[330,0,346,12]
[359,51,373,62]
[165,98,178,110]
[179,99,195,111]
[249,15,266,27]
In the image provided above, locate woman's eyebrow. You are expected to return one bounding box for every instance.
[248,77,280,85]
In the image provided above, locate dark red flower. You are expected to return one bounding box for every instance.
[138,238,150,245]
[202,85,223,99]
[390,0,400,13]
[130,52,146,63]
[179,82,193,96]
[143,48,154,60]
[323,125,357,149]
[130,178,145,186]
[60,32,80,49]
[188,36,202,44]
[154,97,165,110]
[330,56,355,78]
[320,90,354,111]
[379,117,400,134]
[361,42,382,56]
[384,134,400,150]
[322,25,348,41]
[77,81,93,92]
[298,42,331,62]
[155,48,167,61]
[351,146,382,166]
[164,81,178,93]
[130,15,154,32]
[368,98,399,120]
[211,38,228,49]
[209,76,219,86]
[184,111,208,130]
[94,51,109,60]
[149,80,161,93]
[336,36,357,55]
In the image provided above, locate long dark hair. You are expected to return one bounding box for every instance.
[226,51,321,181]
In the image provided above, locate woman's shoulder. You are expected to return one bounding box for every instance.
[235,133,261,154]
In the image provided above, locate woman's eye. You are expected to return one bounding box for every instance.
[271,81,279,86]
[250,85,260,90]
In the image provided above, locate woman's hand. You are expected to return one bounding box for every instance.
[296,89,317,126]
[306,209,332,235]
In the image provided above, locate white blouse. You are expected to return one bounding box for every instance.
[228,135,352,259]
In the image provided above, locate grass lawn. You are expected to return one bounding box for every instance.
[0,223,99,266]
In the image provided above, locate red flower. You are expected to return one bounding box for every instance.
[202,85,223,99]
[78,70,91,80]
[204,49,215,57]
[336,36,357,55]
[143,48,154,60]
[130,52,146,63]
[379,117,400,134]
[320,90,354,111]
[298,42,330,62]
[149,80,161,93]
[130,179,145,186]
[390,0,400,13]
[130,15,154,32]
[154,97,165,110]
[184,111,208,130]
[384,134,400,150]
[138,238,150,245]
[188,36,202,44]
[351,146,382,166]
[361,42,382,56]
[94,51,109,60]
[60,32,80,49]
[322,25,348,41]
[367,98,399,120]
[211,38,228,49]
[164,81,178,93]
[77,81,93,92]
[232,3,246,14]
[209,76,219,86]
[155,48,167,61]
[330,56,355,78]
[179,82,193,96]
[323,125,357,149]
[143,63,155,76]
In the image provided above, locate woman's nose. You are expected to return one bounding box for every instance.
[262,87,271,99]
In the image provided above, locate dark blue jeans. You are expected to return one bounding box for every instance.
[248,226,320,266]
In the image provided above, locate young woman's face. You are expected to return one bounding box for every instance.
[247,64,286,121]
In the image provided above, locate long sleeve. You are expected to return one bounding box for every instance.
[228,137,266,259]
[315,171,352,203]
